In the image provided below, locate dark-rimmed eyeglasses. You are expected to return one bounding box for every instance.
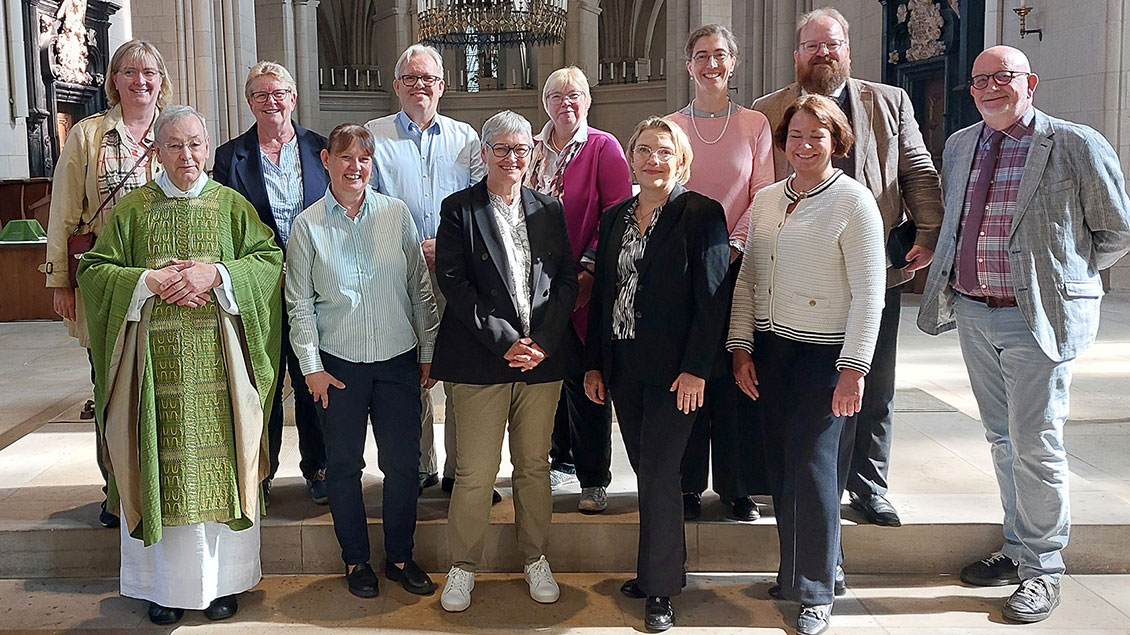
[488,143,531,158]
[250,89,292,103]
[970,71,1031,89]
[799,40,846,54]
[399,74,442,87]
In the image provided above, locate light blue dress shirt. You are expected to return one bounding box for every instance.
[285,185,439,374]
[366,111,487,240]
[260,136,303,246]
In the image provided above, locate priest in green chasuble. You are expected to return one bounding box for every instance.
[77,105,283,625]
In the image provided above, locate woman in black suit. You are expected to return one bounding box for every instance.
[583,116,731,632]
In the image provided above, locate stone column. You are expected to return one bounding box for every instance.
[293,0,320,126]
[565,0,600,82]
[666,0,732,111]
[374,0,411,103]
[255,0,298,74]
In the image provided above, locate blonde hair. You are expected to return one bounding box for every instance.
[244,61,298,99]
[105,40,172,109]
[541,66,591,113]
[626,116,693,185]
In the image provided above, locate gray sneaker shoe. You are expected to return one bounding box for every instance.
[797,603,832,635]
[1003,576,1060,623]
[549,468,578,491]
[578,486,607,513]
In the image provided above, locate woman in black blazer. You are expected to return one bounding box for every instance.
[584,116,731,632]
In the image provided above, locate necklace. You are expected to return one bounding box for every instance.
[546,130,564,154]
[689,98,733,145]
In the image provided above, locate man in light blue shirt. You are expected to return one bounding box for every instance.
[366,44,487,496]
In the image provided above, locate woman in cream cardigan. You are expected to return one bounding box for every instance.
[726,94,885,635]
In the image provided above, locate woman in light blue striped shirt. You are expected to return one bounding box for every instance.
[284,123,440,599]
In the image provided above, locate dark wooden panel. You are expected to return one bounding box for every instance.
[0,243,58,322]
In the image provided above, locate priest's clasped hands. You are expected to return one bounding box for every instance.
[145,259,222,309]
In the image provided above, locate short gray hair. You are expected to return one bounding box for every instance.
[796,7,851,47]
[480,110,532,147]
[154,105,209,142]
[395,44,444,79]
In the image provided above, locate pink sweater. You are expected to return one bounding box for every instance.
[668,107,775,246]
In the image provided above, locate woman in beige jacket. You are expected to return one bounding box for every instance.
[43,39,171,528]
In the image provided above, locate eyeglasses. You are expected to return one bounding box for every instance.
[399,74,441,87]
[251,89,292,103]
[547,91,585,105]
[799,40,846,54]
[119,68,161,80]
[970,71,1031,89]
[633,145,676,162]
[691,51,732,65]
[161,139,206,153]
[488,143,532,158]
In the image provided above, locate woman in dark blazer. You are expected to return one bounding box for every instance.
[212,61,329,506]
[583,116,731,632]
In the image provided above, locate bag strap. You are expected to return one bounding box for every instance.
[73,142,155,236]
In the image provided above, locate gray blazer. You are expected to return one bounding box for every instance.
[753,78,944,288]
[917,109,1130,362]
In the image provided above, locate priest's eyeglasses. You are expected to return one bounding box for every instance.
[488,143,532,158]
[161,140,206,153]
[970,71,1031,89]
[399,74,442,87]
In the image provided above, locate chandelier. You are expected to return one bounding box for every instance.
[418,0,567,48]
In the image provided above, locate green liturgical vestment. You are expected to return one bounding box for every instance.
[77,179,282,546]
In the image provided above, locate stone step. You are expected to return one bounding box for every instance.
[4,481,1128,579]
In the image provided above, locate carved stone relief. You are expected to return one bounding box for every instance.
[906,0,946,61]
[48,0,96,85]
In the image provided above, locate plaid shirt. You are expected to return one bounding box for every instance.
[952,109,1035,299]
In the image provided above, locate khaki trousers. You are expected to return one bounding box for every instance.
[420,271,456,479]
[447,380,562,571]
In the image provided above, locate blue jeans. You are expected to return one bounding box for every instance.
[954,294,1073,581]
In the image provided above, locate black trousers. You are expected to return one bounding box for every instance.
[609,341,696,598]
[755,331,855,606]
[550,330,613,488]
[847,284,903,499]
[86,349,109,500]
[269,311,326,480]
[318,350,421,566]
[680,373,768,498]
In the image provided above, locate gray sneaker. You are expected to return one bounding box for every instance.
[797,603,832,635]
[578,486,607,513]
[1003,576,1060,623]
[549,468,578,491]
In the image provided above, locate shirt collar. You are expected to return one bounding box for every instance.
[396,110,441,136]
[156,171,208,198]
[981,107,1036,143]
[324,185,375,219]
[534,120,589,146]
[800,82,848,100]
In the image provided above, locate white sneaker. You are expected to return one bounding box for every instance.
[524,555,560,603]
[578,486,608,513]
[549,468,578,491]
[441,566,474,612]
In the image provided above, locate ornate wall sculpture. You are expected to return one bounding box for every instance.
[906,0,946,61]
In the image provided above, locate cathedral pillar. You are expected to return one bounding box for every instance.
[293,0,320,126]
[665,0,731,111]
[565,0,601,82]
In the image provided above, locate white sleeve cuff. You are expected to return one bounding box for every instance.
[212,264,240,315]
[127,271,157,322]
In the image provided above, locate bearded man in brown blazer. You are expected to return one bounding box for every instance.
[752,7,944,533]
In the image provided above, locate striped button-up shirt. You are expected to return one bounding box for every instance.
[260,136,303,246]
[612,199,662,340]
[285,186,439,374]
[952,108,1035,299]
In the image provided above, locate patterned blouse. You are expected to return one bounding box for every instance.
[612,198,662,340]
[487,190,533,336]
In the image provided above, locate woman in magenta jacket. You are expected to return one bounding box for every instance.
[526,66,632,514]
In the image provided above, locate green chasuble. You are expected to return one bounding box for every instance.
[77,179,282,546]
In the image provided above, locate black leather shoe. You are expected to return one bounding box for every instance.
[98,500,120,528]
[346,562,380,598]
[769,567,844,600]
[261,478,272,508]
[729,496,760,521]
[203,594,238,620]
[682,492,701,521]
[442,477,502,505]
[386,559,436,595]
[644,596,674,632]
[849,492,901,527]
[960,552,1021,587]
[147,602,184,625]
[620,574,686,599]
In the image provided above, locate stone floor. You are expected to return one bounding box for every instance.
[2,293,1130,632]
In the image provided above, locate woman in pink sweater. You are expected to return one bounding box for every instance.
[526,66,633,515]
[668,24,775,523]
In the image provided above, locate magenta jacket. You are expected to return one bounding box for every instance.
[538,126,633,342]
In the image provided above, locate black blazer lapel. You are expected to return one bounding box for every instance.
[234,125,275,234]
[296,123,327,210]
[470,181,519,304]
[637,183,688,276]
